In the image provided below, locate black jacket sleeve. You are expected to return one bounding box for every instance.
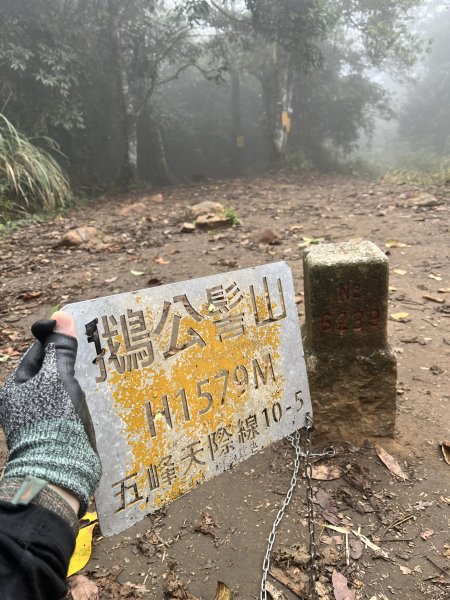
[0,501,75,600]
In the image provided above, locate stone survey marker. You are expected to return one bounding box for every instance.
[64,262,311,536]
[303,241,396,438]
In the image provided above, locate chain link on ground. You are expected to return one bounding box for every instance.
[260,413,335,600]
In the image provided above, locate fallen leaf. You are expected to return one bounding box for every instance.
[130,270,145,276]
[0,347,20,361]
[393,268,407,276]
[264,581,288,600]
[385,240,410,248]
[273,544,310,567]
[420,529,434,540]
[438,288,450,293]
[399,566,412,575]
[315,489,334,512]
[18,290,43,301]
[349,538,363,560]
[375,445,408,480]
[332,570,355,600]
[440,440,450,466]
[321,535,337,545]
[193,511,217,537]
[422,295,445,304]
[3,329,20,341]
[390,312,410,322]
[147,277,163,286]
[123,581,149,593]
[298,235,324,247]
[154,256,170,265]
[268,566,309,598]
[149,193,164,203]
[303,235,324,244]
[428,274,442,281]
[214,581,233,600]
[163,561,200,600]
[70,574,99,600]
[256,228,281,245]
[310,465,343,481]
[68,512,98,576]
[104,276,117,283]
[322,544,341,565]
[323,511,341,526]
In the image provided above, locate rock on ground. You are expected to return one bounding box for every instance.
[189,200,223,218]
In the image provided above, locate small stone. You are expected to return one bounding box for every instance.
[115,202,146,216]
[149,193,164,203]
[399,565,412,575]
[411,192,441,207]
[57,226,101,247]
[256,228,281,245]
[180,222,196,233]
[195,213,233,230]
[190,200,223,218]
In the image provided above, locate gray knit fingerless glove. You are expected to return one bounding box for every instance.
[0,320,101,516]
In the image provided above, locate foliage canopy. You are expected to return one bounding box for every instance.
[0,0,426,194]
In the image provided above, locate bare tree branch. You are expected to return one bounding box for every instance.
[156,62,195,87]
[209,0,251,25]
[156,62,217,88]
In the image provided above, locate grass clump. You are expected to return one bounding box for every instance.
[381,153,450,193]
[222,206,241,225]
[0,114,71,221]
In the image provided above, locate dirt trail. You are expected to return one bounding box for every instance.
[0,175,449,599]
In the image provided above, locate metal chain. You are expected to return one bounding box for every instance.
[260,412,335,600]
[304,413,318,600]
[260,428,303,600]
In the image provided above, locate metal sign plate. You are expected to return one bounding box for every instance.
[64,262,312,536]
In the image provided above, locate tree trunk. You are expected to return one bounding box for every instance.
[273,62,294,157]
[230,69,245,176]
[106,0,138,187]
[125,115,139,186]
[261,47,294,162]
[147,111,173,186]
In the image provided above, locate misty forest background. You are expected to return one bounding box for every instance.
[1,0,450,219]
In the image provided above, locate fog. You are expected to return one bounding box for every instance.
[1,0,450,198]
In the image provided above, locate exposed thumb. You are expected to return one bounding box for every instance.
[52,311,77,339]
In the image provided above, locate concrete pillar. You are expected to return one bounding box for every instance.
[303,241,396,439]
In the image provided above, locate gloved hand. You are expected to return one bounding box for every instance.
[0,312,101,516]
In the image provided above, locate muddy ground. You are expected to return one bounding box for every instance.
[0,174,449,599]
